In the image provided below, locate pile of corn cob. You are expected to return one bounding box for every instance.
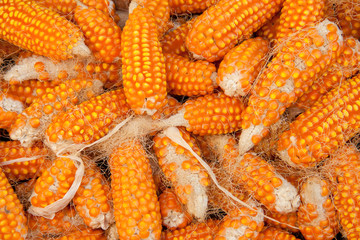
[0,0,360,239]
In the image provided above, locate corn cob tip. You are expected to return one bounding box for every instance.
[238,124,265,156]
[128,0,137,14]
[1,95,24,114]
[273,175,301,213]
[72,39,92,58]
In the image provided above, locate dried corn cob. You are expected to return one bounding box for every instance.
[28,206,85,237]
[185,0,283,62]
[79,0,116,15]
[238,19,343,155]
[214,202,264,240]
[256,14,281,42]
[0,141,49,182]
[217,37,270,97]
[109,140,162,240]
[294,37,360,110]
[323,145,360,240]
[37,0,78,15]
[151,95,181,120]
[58,229,106,240]
[297,176,338,240]
[164,92,245,135]
[264,210,299,233]
[45,88,130,152]
[162,219,219,240]
[83,61,122,88]
[208,135,300,213]
[10,77,103,147]
[165,53,217,96]
[0,0,90,61]
[169,0,218,14]
[278,73,360,168]
[159,188,192,230]
[153,127,209,220]
[337,0,360,39]
[257,227,300,240]
[121,6,167,115]
[1,79,61,106]
[0,93,24,130]
[74,5,122,63]
[275,0,326,43]
[161,18,196,57]
[0,167,28,240]
[73,162,113,230]
[29,157,77,211]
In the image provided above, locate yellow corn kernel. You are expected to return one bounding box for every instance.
[257,227,301,240]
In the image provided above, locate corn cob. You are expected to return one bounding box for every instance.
[0,141,49,182]
[28,206,85,237]
[214,200,264,240]
[74,5,122,63]
[165,53,217,97]
[256,14,281,42]
[29,157,77,210]
[9,77,103,147]
[278,73,360,168]
[1,79,61,106]
[58,229,106,240]
[162,219,219,240]
[73,162,113,230]
[0,167,28,240]
[169,0,218,14]
[159,188,192,230]
[37,0,78,15]
[217,37,270,97]
[109,140,162,240]
[153,127,209,220]
[121,6,167,115]
[294,37,360,110]
[185,0,283,62]
[79,0,116,15]
[45,88,130,152]
[161,18,196,58]
[0,0,90,61]
[264,210,299,233]
[297,176,338,240]
[208,134,300,214]
[257,227,300,240]
[83,61,122,88]
[337,0,360,39]
[129,0,170,36]
[164,92,245,135]
[238,19,343,155]
[0,93,24,130]
[151,95,181,120]
[274,0,326,43]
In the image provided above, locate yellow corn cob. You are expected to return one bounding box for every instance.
[74,6,122,63]
[29,157,77,209]
[0,141,49,182]
[153,127,210,220]
[185,0,283,62]
[162,219,219,240]
[45,88,130,152]
[214,204,264,240]
[28,206,85,237]
[165,53,217,96]
[58,229,106,240]
[217,37,270,97]
[337,0,360,39]
[0,93,24,130]
[130,0,170,36]
[109,140,162,240]
[83,61,122,88]
[264,210,299,233]
[297,177,338,240]
[169,0,218,14]
[256,14,281,42]
[208,135,300,214]
[73,162,113,230]
[0,0,90,61]
[1,79,61,106]
[294,37,360,110]
[278,74,360,168]
[161,18,196,57]
[9,77,103,147]
[151,95,181,120]
[238,19,343,155]
[79,0,116,15]
[165,92,245,135]
[275,0,326,43]
[0,167,28,240]
[257,227,300,240]
[121,6,167,115]
[37,0,78,15]
[159,188,192,230]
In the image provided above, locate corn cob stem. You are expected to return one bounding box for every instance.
[238,19,343,155]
